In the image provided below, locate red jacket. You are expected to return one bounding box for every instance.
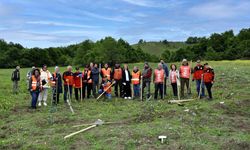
[63,71,74,86]
[203,68,214,83]
[73,71,82,88]
[193,64,204,80]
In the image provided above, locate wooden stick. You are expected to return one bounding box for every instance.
[67,82,75,114]
[140,76,143,101]
[64,124,96,139]
[168,99,195,104]
[96,82,115,100]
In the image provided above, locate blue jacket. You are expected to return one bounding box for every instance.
[91,67,99,82]
[162,63,169,77]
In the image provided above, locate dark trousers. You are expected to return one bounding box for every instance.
[114,79,123,97]
[92,80,99,97]
[180,78,189,97]
[154,83,163,100]
[171,83,178,96]
[31,91,39,108]
[142,81,151,99]
[82,83,92,99]
[74,88,81,101]
[123,81,131,97]
[164,77,167,95]
[205,82,213,99]
[64,85,72,102]
[196,80,205,97]
[52,88,60,104]
[133,84,140,97]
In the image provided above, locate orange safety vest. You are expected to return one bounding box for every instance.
[87,70,92,83]
[101,68,111,80]
[154,69,164,83]
[104,81,111,94]
[132,71,140,85]
[31,75,39,91]
[113,68,122,80]
[170,71,177,83]
[180,66,190,79]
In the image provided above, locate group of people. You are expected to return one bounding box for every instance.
[11,59,215,109]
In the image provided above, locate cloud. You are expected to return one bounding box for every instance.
[120,0,184,8]
[26,21,101,28]
[188,0,250,19]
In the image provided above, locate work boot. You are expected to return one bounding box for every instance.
[38,102,41,107]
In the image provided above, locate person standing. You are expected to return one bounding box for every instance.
[131,66,141,99]
[100,63,112,83]
[193,60,205,98]
[63,66,74,103]
[11,66,20,94]
[153,63,164,100]
[82,65,92,99]
[92,63,99,98]
[38,65,52,106]
[160,60,169,95]
[28,68,41,109]
[52,66,62,104]
[142,62,152,100]
[73,67,82,101]
[112,63,123,97]
[26,66,35,89]
[122,64,132,99]
[203,63,215,100]
[169,64,179,97]
[179,59,191,98]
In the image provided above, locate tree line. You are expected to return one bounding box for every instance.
[0,28,250,68]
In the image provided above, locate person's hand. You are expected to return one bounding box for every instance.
[211,81,214,84]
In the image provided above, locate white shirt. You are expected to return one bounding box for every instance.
[40,69,52,88]
[125,70,129,81]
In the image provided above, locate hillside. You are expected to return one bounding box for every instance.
[132,41,189,56]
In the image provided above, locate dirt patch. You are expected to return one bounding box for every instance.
[222,139,250,150]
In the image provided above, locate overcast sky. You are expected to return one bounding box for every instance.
[0,0,249,48]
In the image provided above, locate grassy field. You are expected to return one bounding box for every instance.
[132,42,188,57]
[0,60,250,150]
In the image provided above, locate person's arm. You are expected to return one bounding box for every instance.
[165,64,169,78]
[100,69,103,78]
[153,69,155,82]
[17,71,20,81]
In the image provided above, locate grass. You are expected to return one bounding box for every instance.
[0,60,250,150]
[132,41,188,56]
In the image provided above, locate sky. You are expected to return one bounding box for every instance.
[0,0,249,48]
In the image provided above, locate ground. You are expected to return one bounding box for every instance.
[0,60,250,150]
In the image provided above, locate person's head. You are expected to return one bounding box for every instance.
[144,62,149,68]
[16,66,20,70]
[42,64,47,71]
[94,63,98,68]
[55,66,59,73]
[170,64,177,70]
[115,63,119,68]
[85,65,89,71]
[182,59,188,66]
[33,68,40,76]
[124,64,128,70]
[133,66,138,71]
[158,63,163,69]
[67,65,72,72]
[104,63,108,68]
[76,67,80,72]
[90,62,93,68]
[32,66,35,70]
[160,60,164,64]
[196,60,201,64]
[204,63,208,68]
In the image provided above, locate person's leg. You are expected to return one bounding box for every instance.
[57,93,60,104]
[43,89,48,105]
[74,88,79,100]
[142,81,146,99]
[196,80,200,95]
[69,86,73,100]
[114,80,118,97]
[173,83,178,96]
[118,80,123,97]
[154,83,158,100]
[206,83,213,99]
[146,82,151,99]
[186,79,190,94]
[82,84,86,99]
[164,77,167,95]
[31,91,35,108]
[201,81,205,97]
[159,83,163,99]
[127,82,132,97]
[180,78,185,97]
[124,83,128,98]
[87,83,92,98]
[64,85,68,102]
[38,89,44,105]
[16,81,19,93]
[92,81,97,98]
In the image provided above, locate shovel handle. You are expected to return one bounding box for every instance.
[64,124,96,139]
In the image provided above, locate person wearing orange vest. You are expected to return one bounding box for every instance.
[193,60,205,98]
[100,63,112,82]
[28,68,41,109]
[51,66,62,104]
[73,67,82,101]
[82,65,93,99]
[131,66,141,98]
[169,64,179,97]
[122,64,132,99]
[112,63,123,97]
[179,59,191,97]
[99,76,112,99]
[38,65,52,107]
[153,63,165,100]
[203,63,215,100]
[63,66,74,103]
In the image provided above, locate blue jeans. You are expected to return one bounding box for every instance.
[64,85,72,102]
[30,91,39,108]
[196,80,205,97]
[105,93,112,100]
[133,84,140,97]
